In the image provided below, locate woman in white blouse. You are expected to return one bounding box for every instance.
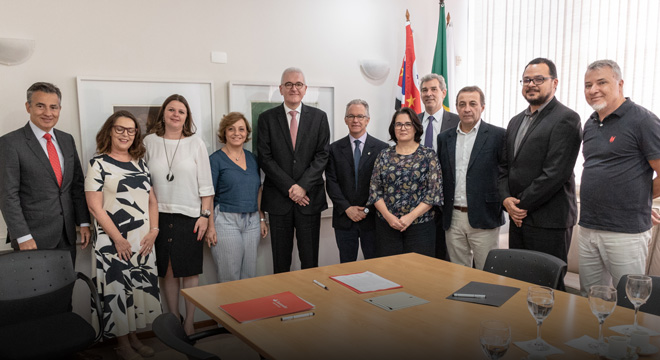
[144,94,214,335]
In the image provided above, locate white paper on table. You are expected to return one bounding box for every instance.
[330,271,402,293]
[514,339,564,356]
[565,335,599,354]
[610,325,660,336]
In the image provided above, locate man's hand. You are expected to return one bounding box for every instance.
[289,184,309,206]
[80,226,91,249]
[345,206,367,222]
[503,197,527,227]
[18,239,37,250]
[652,209,660,226]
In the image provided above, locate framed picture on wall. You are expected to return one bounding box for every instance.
[228,81,334,155]
[76,77,215,170]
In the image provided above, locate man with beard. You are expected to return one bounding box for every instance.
[499,58,582,263]
[578,60,660,294]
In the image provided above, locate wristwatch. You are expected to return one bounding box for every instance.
[363,208,370,215]
[200,209,211,218]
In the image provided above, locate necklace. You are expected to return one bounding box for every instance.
[223,147,243,162]
[163,134,182,182]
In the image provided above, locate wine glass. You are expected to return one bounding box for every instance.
[527,286,554,352]
[588,285,617,353]
[479,320,511,360]
[625,275,652,332]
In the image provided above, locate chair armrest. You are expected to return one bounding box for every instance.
[188,326,230,342]
[77,272,103,343]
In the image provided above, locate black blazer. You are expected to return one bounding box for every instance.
[257,103,330,216]
[498,97,582,228]
[0,122,89,249]
[437,121,506,230]
[325,134,388,230]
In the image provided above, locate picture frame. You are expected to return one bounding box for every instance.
[228,81,334,154]
[76,77,215,170]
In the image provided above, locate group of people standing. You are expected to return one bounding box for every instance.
[1,58,658,359]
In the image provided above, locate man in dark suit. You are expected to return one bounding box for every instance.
[437,86,505,270]
[418,73,460,261]
[0,82,90,263]
[326,99,388,263]
[258,68,331,273]
[499,58,582,262]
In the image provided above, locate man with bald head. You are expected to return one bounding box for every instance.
[258,68,331,273]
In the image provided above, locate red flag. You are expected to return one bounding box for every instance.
[395,19,421,113]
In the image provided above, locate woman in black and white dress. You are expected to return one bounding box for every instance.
[85,110,161,360]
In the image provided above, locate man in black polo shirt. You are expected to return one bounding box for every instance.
[579,59,660,295]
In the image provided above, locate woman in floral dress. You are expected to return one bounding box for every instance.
[367,107,443,257]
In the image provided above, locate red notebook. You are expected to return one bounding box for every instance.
[219,291,314,323]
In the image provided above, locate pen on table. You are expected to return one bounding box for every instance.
[313,279,329,290]
[452,293,486,299]
[281,312,315,321]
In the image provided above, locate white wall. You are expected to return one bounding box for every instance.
[0,0,467,322]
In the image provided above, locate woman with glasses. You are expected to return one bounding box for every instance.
[367,107,443,257]
[85,110,161,360]
[144,94,214,335]
[208,112,268,282]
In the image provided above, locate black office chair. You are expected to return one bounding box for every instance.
[483,249,568,290]
[0,249,103,360]
[615,274,660,316]
[153,312,232,360]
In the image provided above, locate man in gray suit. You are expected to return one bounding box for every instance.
[0,82,90,262]
[418,73,460,261]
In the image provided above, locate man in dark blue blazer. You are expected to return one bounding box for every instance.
[0,82,90,263]
[258,68,330,273]
[326,99,388,263]
[498,58,582,263]
[437,86,505,269]
[418,73,460,261]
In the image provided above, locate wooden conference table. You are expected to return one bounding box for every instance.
[182,253,660,360]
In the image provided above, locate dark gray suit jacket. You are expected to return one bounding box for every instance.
[0,122,89,249]
[257,103,330,216]
[418,110,460,147]
[498,97,582,228]
[437,121,506,230]
[325,134,388,230]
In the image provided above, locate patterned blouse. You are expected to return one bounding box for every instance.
[367,145,443,224]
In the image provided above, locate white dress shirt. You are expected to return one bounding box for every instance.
[453,119,481,207]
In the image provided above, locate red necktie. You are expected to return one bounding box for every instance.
[43,133,62,187]
[289,110,298,150]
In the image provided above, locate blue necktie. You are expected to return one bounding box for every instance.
[354,139,361,189]
[424,115,435,148]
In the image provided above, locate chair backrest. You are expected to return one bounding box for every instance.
[152,313,221,360]
[0,249,75,326]
[615,274,660,316]
[483,249,568,290]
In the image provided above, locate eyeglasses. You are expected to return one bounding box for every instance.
[345,115,369,120]
[395,122,413,130]
[113,125,137,135]
[520,76,554,86]
[283,82,305,89]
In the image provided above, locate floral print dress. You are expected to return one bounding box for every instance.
[367,145,443,223]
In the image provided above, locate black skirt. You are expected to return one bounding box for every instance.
[155,212,203,277]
